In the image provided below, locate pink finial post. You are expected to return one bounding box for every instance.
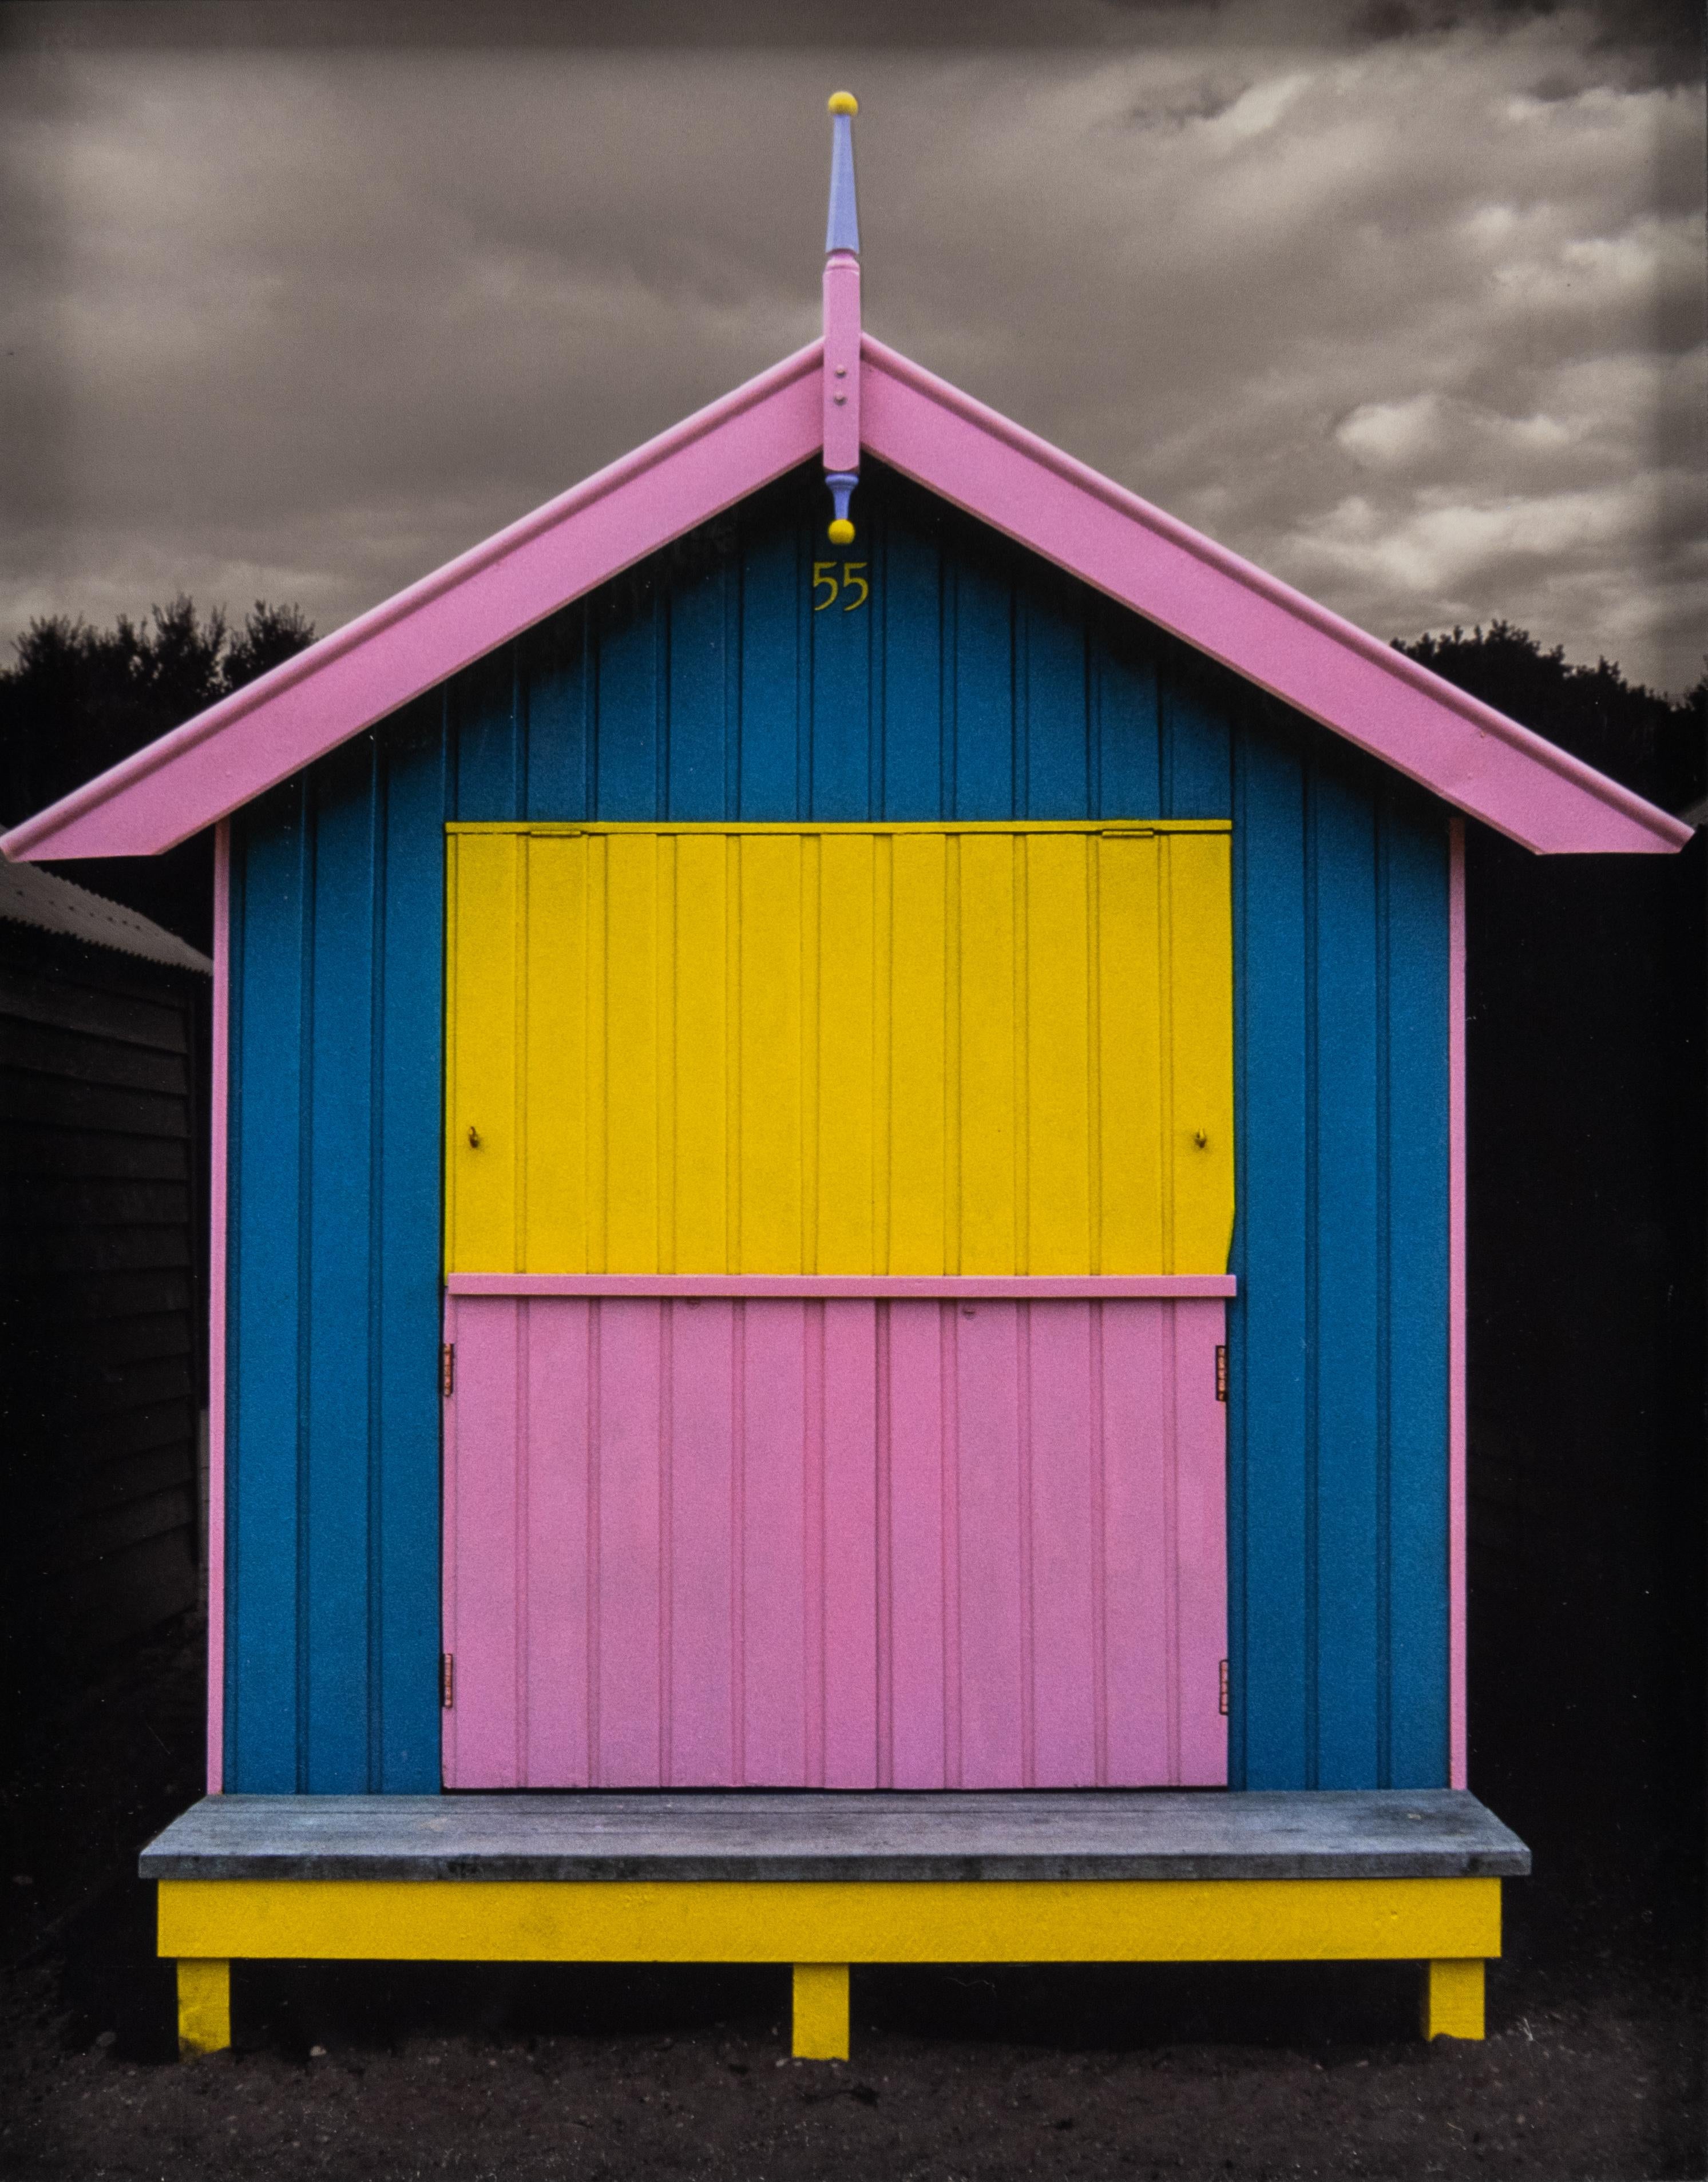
[822,92,861,539]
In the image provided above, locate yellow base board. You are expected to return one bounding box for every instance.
[159,1876,1497,2058]
[160,1875,1499,1965]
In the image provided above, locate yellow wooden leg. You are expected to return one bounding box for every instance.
[1422,1958,1484,2040]
[177,1958,231,2057]
[791,1963,850,2060]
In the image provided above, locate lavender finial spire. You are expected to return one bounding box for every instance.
[825,90,860,256]
[822,94,862,542]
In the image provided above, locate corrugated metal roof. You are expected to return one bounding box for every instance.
[0,853,211,974]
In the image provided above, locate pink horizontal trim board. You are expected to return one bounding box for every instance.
[3,346,823,862]
[442,1292,1227,1791]
[446,1272,1238,1299]
[859,338,1689,857]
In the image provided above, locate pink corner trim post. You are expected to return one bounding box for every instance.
[1448,816,1468,1789]
[204,820,229,1795]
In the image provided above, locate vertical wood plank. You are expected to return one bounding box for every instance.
[1233,734,1313,1789]
[665,1299,738,1783]
[738,1301,808,1781]
[446,1296,521,1788]
[952,1302,1025,1786]
[1095,834,1165,1274]
[304,746,378,1790]
[1025,1301,1099,1784]
[522,834,588,1272]
[672,834,731,1272]
[821,1299,879,1786]
[593,1299,663,1784]
[522,1297,592,1786]
[1312,771,1384,1790]
[815,834,876,1272]
[885,834,948,1274]
[956,835,1017,1274]
[1025,835,1093,1274]
[1100,1299,1172,1784]
[230,797,307,1792]
[603,834,660,1272]
[1167,832,1236,1275]
[372,707,447,1794]
[738,838,803,1271]
[1172,1299,1231,1786]
[883,1300,948,1786]
[447,832,521,1271]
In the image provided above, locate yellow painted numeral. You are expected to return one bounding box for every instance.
[812,561,870,612]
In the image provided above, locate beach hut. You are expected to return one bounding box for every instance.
[4,98,1689,2064]
[0,858,212,1687]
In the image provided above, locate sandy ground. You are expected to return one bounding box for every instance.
[2,1617,1701,2181]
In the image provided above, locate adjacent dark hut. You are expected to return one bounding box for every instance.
[3,97,1689,2063]
[0,856,211,1688]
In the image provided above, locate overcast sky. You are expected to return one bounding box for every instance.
[2,1,1702,693]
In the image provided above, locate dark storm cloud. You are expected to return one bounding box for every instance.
[1,4,1702,691]
[6,0,1697,74]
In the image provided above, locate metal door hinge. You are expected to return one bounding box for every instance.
[1214,1344,1227,1401]
[441,1653,455,1709]
[1218,1659,1230,1716]
[441,1343,455,1397]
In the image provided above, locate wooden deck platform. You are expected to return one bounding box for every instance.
[142,1790,1529,2060]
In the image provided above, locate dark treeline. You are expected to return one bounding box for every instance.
[1397,618,1705,814]
[0,599,316,952]
[2,598,1701,949]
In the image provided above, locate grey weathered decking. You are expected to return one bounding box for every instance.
[141,1790,1529,1885]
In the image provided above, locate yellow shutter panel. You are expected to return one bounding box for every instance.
[444,823,1234,1278]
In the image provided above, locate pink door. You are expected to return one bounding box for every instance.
[441,1284,1227,1789]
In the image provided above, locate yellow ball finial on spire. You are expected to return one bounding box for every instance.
[828,91,858,115]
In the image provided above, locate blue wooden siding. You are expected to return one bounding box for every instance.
[225,457,1447,1792]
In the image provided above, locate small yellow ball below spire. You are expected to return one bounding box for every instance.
[828,91,858,115]
[828,518,855,546]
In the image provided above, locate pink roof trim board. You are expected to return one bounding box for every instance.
[3,336,1688,862]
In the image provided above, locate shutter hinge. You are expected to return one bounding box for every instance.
[1219,1659,1230,1716]
[441,1653,455,1709]
[441,1343,455,1397]
[1214,1344,1228,1401]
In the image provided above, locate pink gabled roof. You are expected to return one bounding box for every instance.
[3,335,1689,862]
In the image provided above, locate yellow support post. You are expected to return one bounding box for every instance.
[791,1963,850,2060]
[176,1958,231,2057]
[1422,1957,1485,2040]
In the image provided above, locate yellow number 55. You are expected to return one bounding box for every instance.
[812,561,870,612]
